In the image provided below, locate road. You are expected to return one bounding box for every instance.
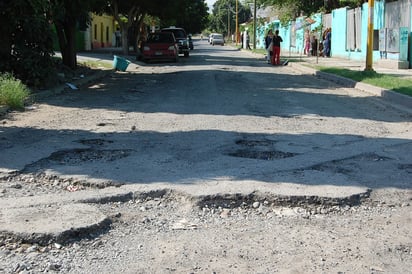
[0,38,411,273]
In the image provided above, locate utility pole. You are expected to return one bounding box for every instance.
[253,0,257,49]
[365,0,374,71]
[227,5,230,40]
[236,0,239,45]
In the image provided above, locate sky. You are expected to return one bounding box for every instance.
[205,0,217,11]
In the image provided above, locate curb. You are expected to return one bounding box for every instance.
[290,62,412,111]
[0,69,114,120]
[34,69,113,101]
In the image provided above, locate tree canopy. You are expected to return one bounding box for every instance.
[257,0,367,24]
[208,0,252,36]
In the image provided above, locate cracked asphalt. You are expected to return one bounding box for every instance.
[0,39,411,273]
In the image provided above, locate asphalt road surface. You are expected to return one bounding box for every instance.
[0,38,411,273]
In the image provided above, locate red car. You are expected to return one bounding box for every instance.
[141,32,179,63]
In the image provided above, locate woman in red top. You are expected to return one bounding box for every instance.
[271,30,283,65]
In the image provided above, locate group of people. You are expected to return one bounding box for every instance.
[303,28,332,57]
[264,29,283,65]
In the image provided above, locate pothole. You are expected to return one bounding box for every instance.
[227,138,298,160]
[308,152,392,175]
[228,149,297,160]
[75,138,114,146]
[0,172,123,198]
[22,148,133,172]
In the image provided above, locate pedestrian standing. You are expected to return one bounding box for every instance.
[115,27,121,47]
[324,28,331,57]
[271,30,283,65]
[304,29,310,56]
[264,29,273,63]
[310,34,318,56]
[246,32,251,50]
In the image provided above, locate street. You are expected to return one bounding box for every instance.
[1,38,411,273]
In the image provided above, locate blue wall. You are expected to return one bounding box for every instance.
[258,0,410,66]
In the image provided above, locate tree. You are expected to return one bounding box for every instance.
[0,0,55,87]
[50,0,106,69]
[108,0,210,55]
[258,0,367,24]
[209,0,251,36]
[159,0,209,34]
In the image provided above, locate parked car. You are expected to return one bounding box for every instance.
[211,34,224,46]
[141,32,178,63]
[161,27,190,57]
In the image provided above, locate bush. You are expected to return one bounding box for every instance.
[0,73,30,110]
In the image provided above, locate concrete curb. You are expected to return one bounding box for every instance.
[0,69,114,120]
[290,62,412,111]
[34,69,114,101]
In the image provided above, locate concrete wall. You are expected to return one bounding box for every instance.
[257,0,411,68]
[90,14,116,49]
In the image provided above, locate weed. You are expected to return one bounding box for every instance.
[0,73,31,110]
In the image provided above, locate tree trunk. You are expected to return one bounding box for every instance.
[121,27,129,55]
[55,19,77,69]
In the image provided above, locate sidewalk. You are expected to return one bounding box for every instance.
[290,54,412,78]
[282,53,412,111]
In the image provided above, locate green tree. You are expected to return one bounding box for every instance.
[50,0,106,69]
[159,0,209,34]
[209,0,251,36]
[109,0,210,55]
[0,0,55,87]
[258,0,366,24]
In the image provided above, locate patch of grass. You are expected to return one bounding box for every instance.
[79,60,113,69]
[319,67,412,97]
[0,73,31,110]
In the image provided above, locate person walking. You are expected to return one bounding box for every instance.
[264,29,273,63]
[271,29,283,65]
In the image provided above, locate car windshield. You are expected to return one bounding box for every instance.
[168,30,185,39]
[147,33,174,43]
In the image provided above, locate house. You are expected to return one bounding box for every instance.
[86,13,118,50]
[259,0,412,69]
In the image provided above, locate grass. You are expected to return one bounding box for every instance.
[0,73,30,110]
[318,67,412,97]
[79,59,113,69]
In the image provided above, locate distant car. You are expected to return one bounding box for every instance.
[211,34,224,46]
[161,27,190,57]
[209,33,219,44]
[141,32,178,63]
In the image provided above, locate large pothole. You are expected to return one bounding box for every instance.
[22,148,133,172]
